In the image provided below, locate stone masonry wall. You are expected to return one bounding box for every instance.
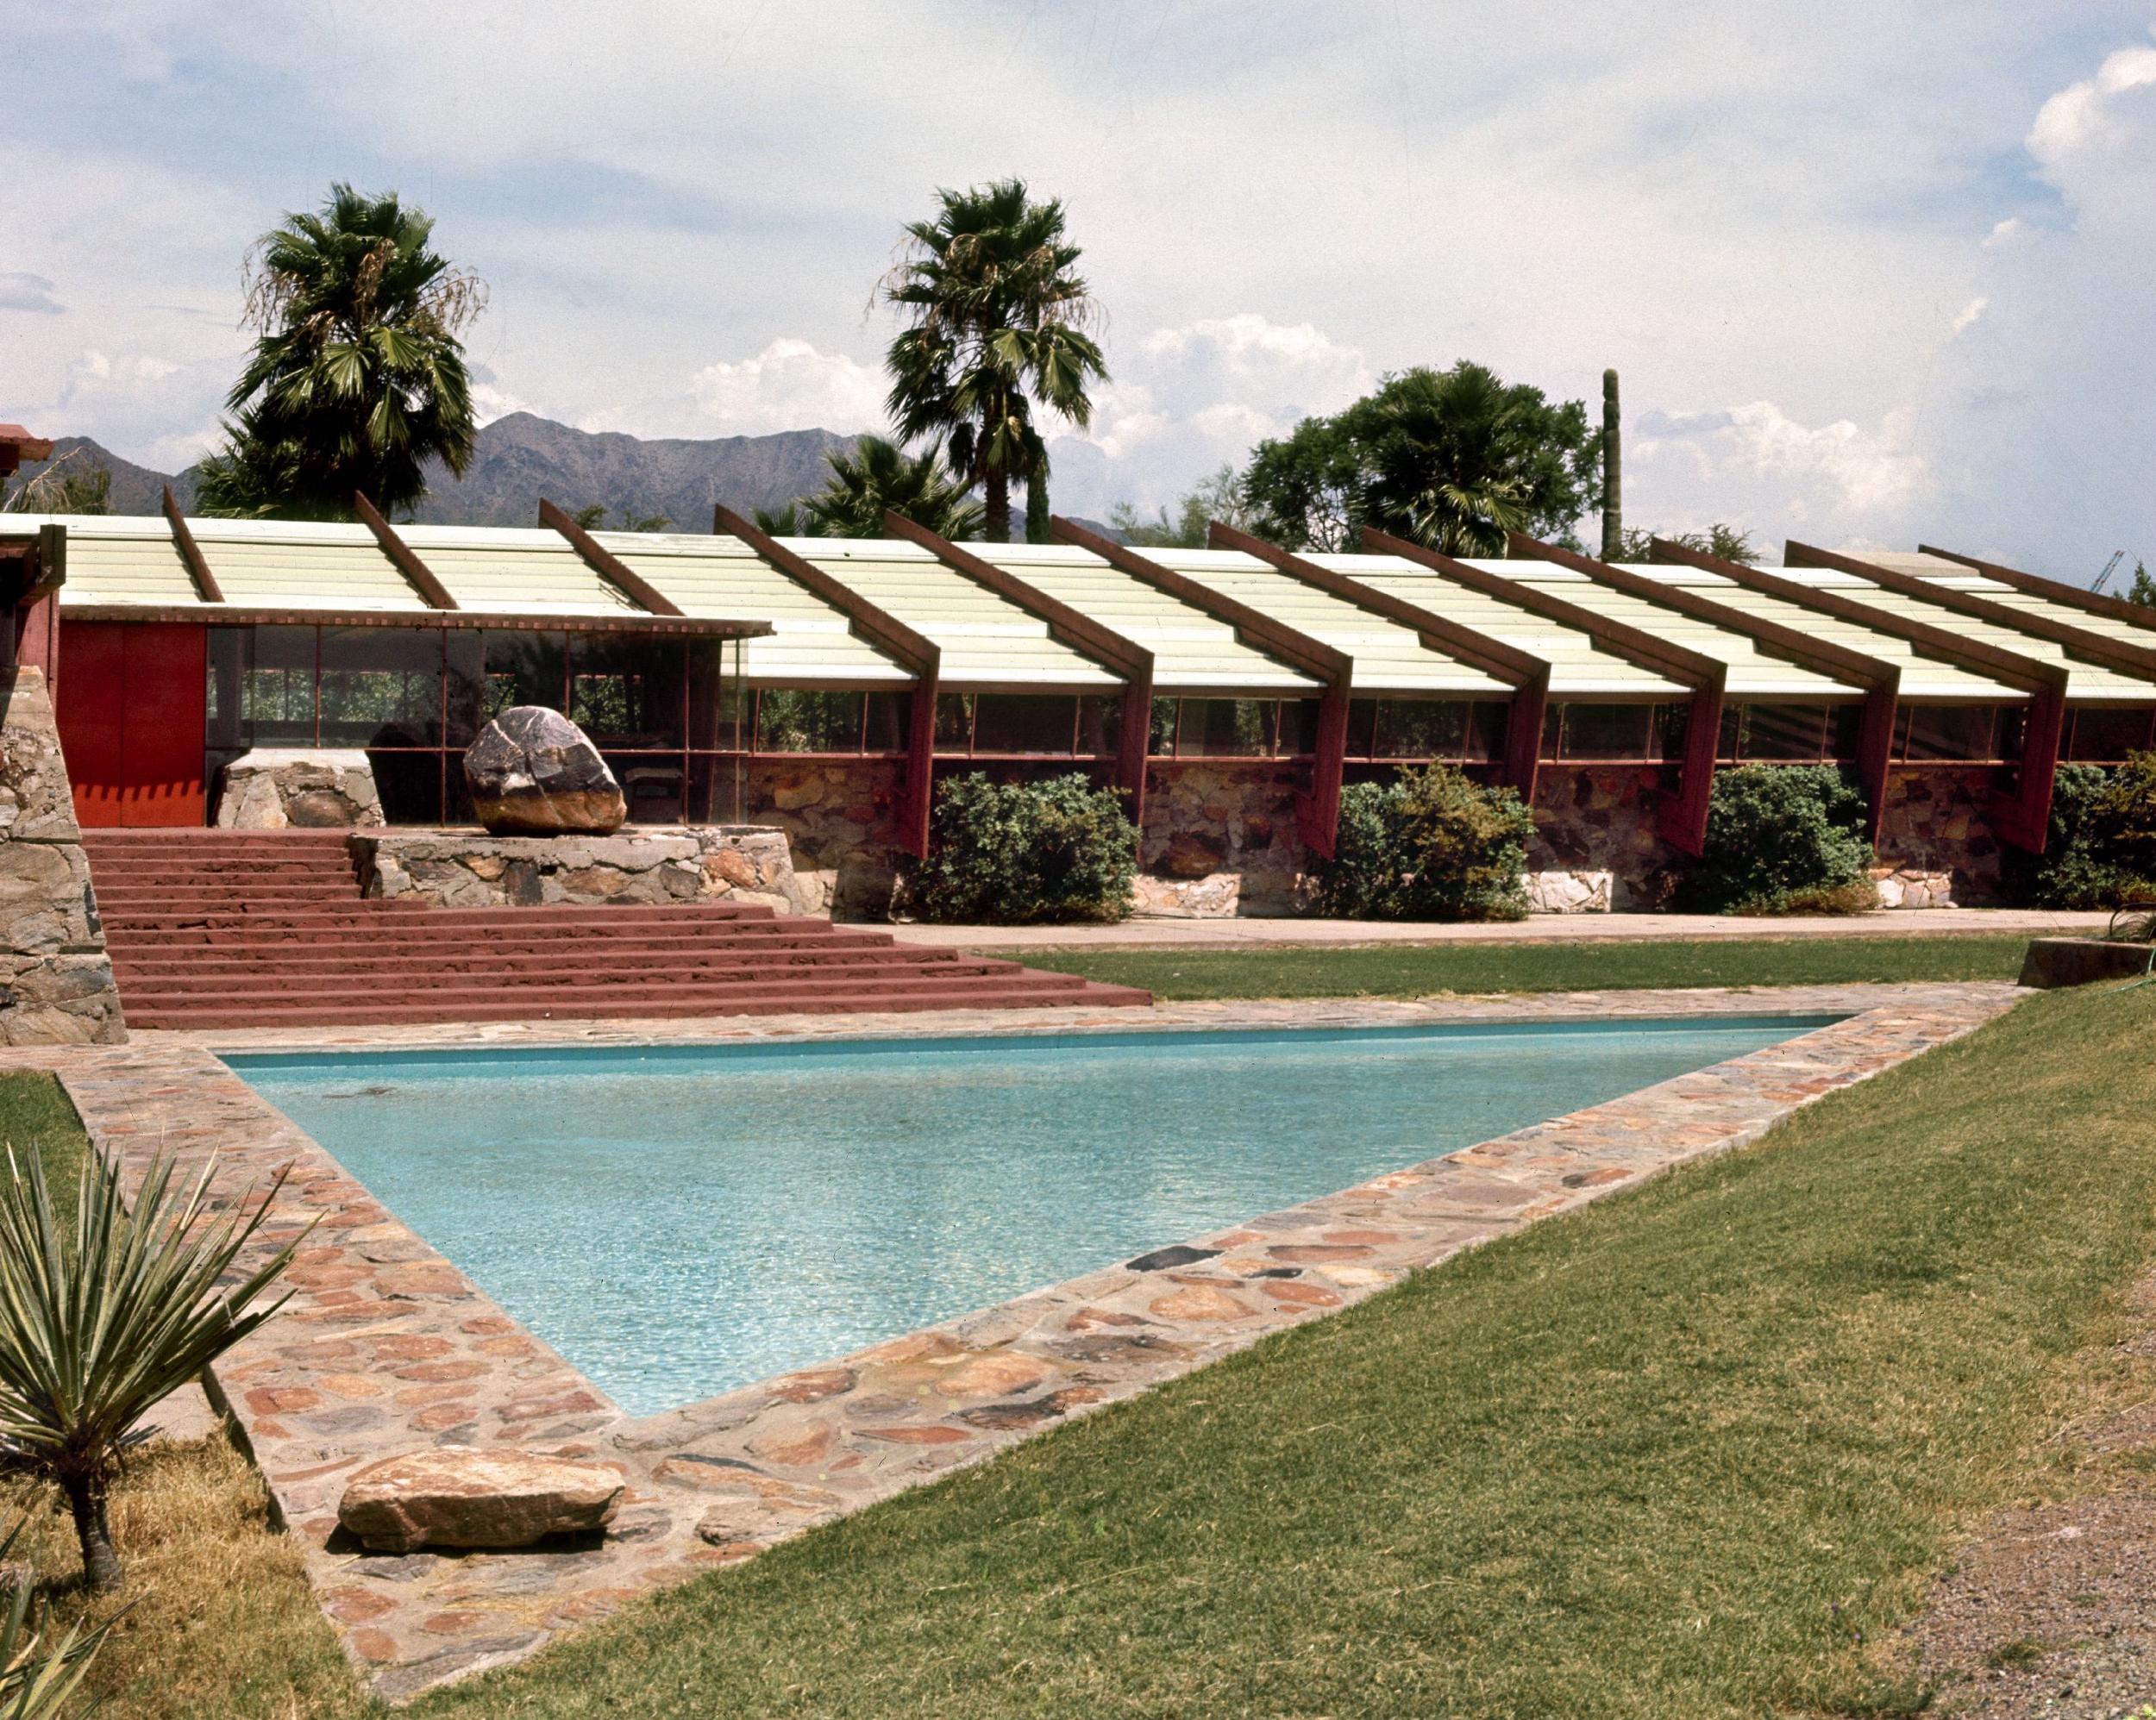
[1526,765,1681,911]
[354,827,805,913]
[215,748,384,829]
[0,670,124,1043]
[1875,766,2005,905]
[1137,762,1309,916]
[738,759,906,919]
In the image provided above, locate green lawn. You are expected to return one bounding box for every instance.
[412,980,2153,1717]
[1002,932,2031,999]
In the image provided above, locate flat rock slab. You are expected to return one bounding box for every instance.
[339,1448,625,1553]
[2018,938,2155,989]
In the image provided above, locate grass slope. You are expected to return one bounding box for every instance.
[408,982,2156,1717]
[1000,934,2029,1000]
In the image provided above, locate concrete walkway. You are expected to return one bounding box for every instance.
[889,908,2109,951]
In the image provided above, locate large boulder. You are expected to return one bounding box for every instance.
[338,1448,625,1552]
[464,707,627,835]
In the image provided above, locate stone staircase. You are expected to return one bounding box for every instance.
[83,829,1150,1030]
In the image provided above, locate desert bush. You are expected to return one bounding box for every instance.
[2001,763,2127,908]
[1313,765,1534,921]
[1672,765,1876,915]
[908,772,1136,923]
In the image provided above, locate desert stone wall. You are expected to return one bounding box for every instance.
[354,828,805,913]
[215,749,384,829]
[1874,767,2003,906]
[0,670,124,1044]
[1525,765,1681,912]
[1137,762,1308,916]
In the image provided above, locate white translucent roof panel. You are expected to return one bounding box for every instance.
[1134,547,1511,696]
[188,521,430,612]
[28,516,202,607]
[1614,566,2020,702]
[1482,561,1854,697]
[1775,568,2156,703]
[798,542,1119,690]
[978,544,1318,694]
[599,532,910,685]
[397,525,637,616]
[1304,551,1687,697]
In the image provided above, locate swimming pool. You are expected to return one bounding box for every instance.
[228,1016,1828,1417]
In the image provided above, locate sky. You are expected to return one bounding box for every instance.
[4,1,2153,579]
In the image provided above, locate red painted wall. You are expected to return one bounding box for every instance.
[55,621,208,827]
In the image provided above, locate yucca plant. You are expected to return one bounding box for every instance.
[0,1517,108,1717]
[0,1151,304,1592]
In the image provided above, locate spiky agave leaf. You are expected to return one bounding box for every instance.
[0,1516,110,1717]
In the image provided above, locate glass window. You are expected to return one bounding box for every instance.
[1372,700,1470,760]
[206,629,248,750]
[444,631,486,747]
[570,635,686,750]
[1827,704,1864,760]
[1898,704,2002,761]
[1727,704,1829,761]
[1074,695,1121,759]
[240,625,317,745]
[934,693,975,751]
[972,694,1079,755]
[369,750,443,823]
[1278,699,1323,758]
[1464,701,1508,763]
[319,628,442,748]
[484,630,567,722]
[2066,706,2155,762]
[862,692,912,754]
[1149,697,1179,756]
[609,753,686,823]
[687,646,745,752]
[758,690,864,753]
[1176,699,1277,757]
[1553,703,1657,760]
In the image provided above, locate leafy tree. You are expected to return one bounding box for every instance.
[883,178,1108,542]
[2126,560,2155,607]
[0,1149,304,1591]
[1239,363,1602,554]
[796,434,984,540]
[197,183,486,521]
[1614,522,1759,565]
[749,502,824,538]
[569,503,669,533]
[1108,465,1251,549]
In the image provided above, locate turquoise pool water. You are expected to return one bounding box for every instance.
[228,1017,1826,1417]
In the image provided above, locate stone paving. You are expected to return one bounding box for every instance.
[2,983,2021,1702]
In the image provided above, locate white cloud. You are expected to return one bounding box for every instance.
[1629,402,1927,537]
[1950,297,1988,335]
[0,273,64,315]
[1981,216,2029,249]
[686,339,886,437]
[2026,41,2156,164]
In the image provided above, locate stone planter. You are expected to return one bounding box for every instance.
[2018,938,2156,988]
[352,826,805,914]
[215,749,383,830]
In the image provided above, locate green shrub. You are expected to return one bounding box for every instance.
[2001,763,2128,908]
[2090,751,2156,890]
[1671,765,1876,915]
[908,772,1136,924]
[1314,765,1534,922]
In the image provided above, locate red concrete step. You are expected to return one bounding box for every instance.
[99,902,788,933]
[115,958,1029,1003]
[113,941,946,979]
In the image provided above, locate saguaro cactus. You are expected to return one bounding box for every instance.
[1601,368,1622,560]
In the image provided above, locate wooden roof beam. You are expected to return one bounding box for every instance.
[1917,542,2156,640]
[540,498,684,616]
[880,511,1156,826]
[1050,513,1355,857]
[1787,539,2156,685]
[1509,530,1902,844]
[1653,537,2066,852]
[161,486,224,604]
[354,492,458,610]
[1208,518,1551,801]
[711,503,943,857]
[1360,525,1728,855]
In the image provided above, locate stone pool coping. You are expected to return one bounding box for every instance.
[1,983,2021,1701]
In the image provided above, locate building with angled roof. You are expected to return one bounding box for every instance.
[2,498,2148,915]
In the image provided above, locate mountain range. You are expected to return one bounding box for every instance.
[7,413,856,529]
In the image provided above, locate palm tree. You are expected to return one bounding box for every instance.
[1352,365,1545,556]
[797,435,985,540]
[197,183,486,520]
[882,179,1107,542]
[0,1150,304,1592]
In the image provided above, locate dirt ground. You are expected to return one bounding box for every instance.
[1891,1273,2156,1716]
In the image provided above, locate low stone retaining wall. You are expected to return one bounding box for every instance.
[352,826,806,913]
[215,748,384,829]
[0,669,123,1044]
